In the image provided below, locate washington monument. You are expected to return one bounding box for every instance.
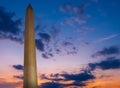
[24,4,38,88]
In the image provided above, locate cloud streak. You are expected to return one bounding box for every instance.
[13,75,24,80]
[93,34,119,43]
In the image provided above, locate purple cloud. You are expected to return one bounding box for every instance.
[40,70,95,87]
[0,81,22,88]
[0,6,23,44]
[92,46,120,57]
[12,65,23,71]
[60,3,72,13]
[88,57,120,71]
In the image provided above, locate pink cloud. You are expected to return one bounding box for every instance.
[73,4,85,14]
[66,18,74,26]
[60,22,65,26]
[60,3,87,17]
[74,18,86,24]
[60,3,72,12]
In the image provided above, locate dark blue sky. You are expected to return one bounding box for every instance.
[0,0,120,88]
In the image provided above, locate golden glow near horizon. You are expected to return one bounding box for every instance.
[1,67,120,88]
[0,40,120,88]
[0,0,120,87]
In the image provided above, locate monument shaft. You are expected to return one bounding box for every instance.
[24,5,37,88]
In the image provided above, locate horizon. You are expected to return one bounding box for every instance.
[0,0,120,88]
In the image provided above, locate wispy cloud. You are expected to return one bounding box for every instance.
[59,3,89,27]
[93,34,119,43]
[60,3,87,17]
[60,3,72,13]
[0,5,91,59]
[13,75,24,80]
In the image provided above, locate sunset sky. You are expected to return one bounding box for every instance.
[0,0,120,88]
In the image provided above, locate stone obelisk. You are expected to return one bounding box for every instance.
[24,4,37,88]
